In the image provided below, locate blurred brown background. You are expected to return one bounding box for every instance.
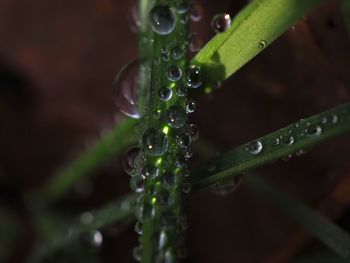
[0,0,350,262]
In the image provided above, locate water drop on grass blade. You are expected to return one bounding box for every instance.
[142,128,169,156]
[167,66,182,81]
[248,140,263,154]
[149,5,176,35]
[211,13,232,33]
[159,86,173,101]
[166,106,187,128]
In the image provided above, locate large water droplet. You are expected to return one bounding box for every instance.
[142,128,169,156]
[284,136,295,145]
[172,46,184,60]
[189,33,204,53]
[211,13,231,33]
[141,164,159,179]
[159,86,173,101]
[167,66,182,81]
[122,147,143,175]
[190,2,203,22]
[212,175,243,196]
[248,141,263,154]
[186,66,202,88]
[149,5,176,35]
[166,106,187,128]
[175,0,190,14]
[130,175,145,193]
[113,60,146,119]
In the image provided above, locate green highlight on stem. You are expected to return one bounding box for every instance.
[190,102,350,191]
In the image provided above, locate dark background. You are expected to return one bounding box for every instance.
[0,0,350,262]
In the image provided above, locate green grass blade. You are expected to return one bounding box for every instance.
[245,175,350,261]
[31,193,137,262]
[192,0,325,85]
[189,102,350,191]
[42,118,137,202]
[341,0,350,34]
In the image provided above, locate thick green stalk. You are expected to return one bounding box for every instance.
[136,1,191,262]
[190,102,350,191]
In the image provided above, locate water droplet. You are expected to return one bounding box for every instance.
[273,138,280,146]
[133,246,142,261]
[331,114,338,124]
[189,33,204,53]
[127,0,141,33]
[176,86,186,96]
[258,40,267,49]
[158,230,168,249]
[134,221,143,235]
[149,5,176,35]
[211,13,231,33]
[175,134,191,148]
[248,140,263,154]
[159,86,173,101]
[166,106,187,128]
[186,98,196,113]
[80,212,93,224]
[91,230,103,247]
[212,175,243,196]
[161,46,169,54]
[186,66,202,88]
[175,0,190,14]
[190,2,203,22]
[113,60,148,119]
[122,147,143,175]
[284,136,294,145]
[307,125,322,136]
[130,175,145,193]
[167,66,182,81]
[142,128,169,156]
[182,182,192,194]
[172,46,184,60]
[163,172,177,189]
[185,124,199,141]
[162,52,170,62]
[184,147,194,160]
[141,164,159,179]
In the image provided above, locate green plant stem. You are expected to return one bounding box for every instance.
[245,175,350,261]
[189,102,350,191]
[192,0,325,86]
[30,193,137,262]
[341,0,350,34]
[42,118,137,202]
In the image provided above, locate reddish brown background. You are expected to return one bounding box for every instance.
[0,0,350,262]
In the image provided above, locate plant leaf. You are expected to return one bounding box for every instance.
[245,175,350,261]
[42,118,137,202]
[341,0,350,35]
[189,102,350,191]
[192,0,325,85]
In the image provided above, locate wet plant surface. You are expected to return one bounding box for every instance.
[0,0,350,262]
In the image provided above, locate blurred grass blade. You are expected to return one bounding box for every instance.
[341,0,350,34]
[31,193,137,262]
[245,175,350,261]
[189,102,350,191]
[43,118,137,202]
[192,0,325,85]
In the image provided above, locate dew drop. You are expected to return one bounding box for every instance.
[185,124,199,141]
[176,86,187,96]
[122,147,143,175]
[91,230,103,247]
[133,246,142,261]
[175,0,190,14]
[130,175,145,193]
[142,128,169,156]
[331,114,338,124]
[127,0,141,33]
[248,140,263,154]
[80,212,93,225]
[190,2,203,22]
[186,66,202,88]
[167,66,182,81]
[175,134,191,148]
[186,98,196,113]
[159,86,173,101]
[211,13,231,33]
[212,175,243,196]
[284,136,294,145]
[307,125,322,136]
[113,60,147,119]
[273,138,280,146]
[172,46,184,60]
[182,182,192,194]
[189,33,204,53]
[149,5,176,35]
[141,164,159,179]
[184,147,194,160]
[258,40,267,49]
[134,221,143,235]
[166,106,187,128]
